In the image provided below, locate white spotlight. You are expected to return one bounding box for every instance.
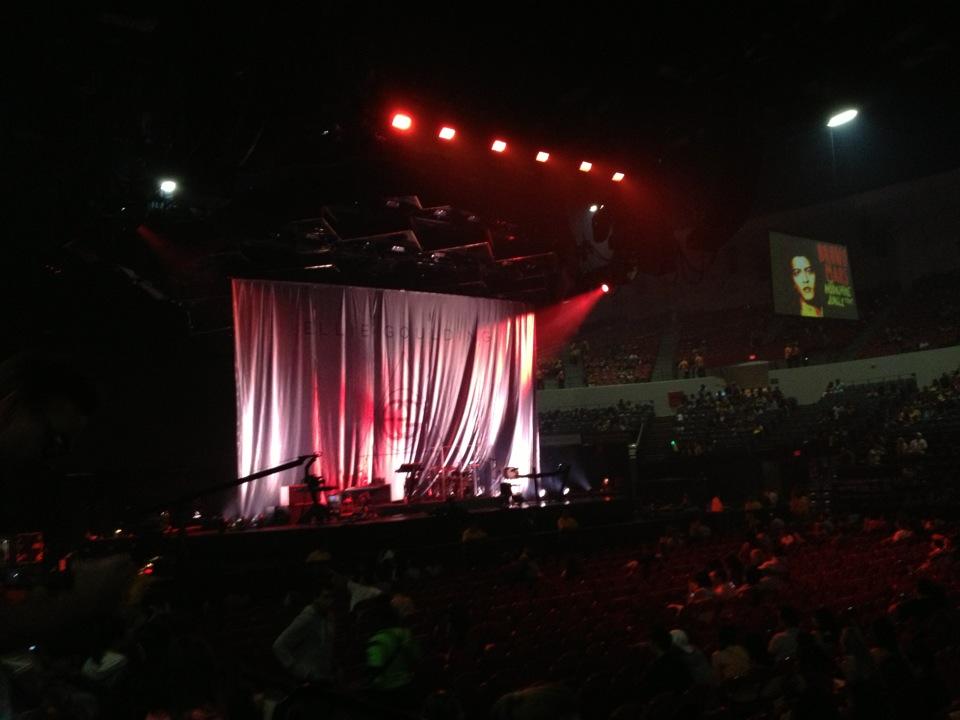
[538,488,547,498]
[589,204,599,213]
[562,487,571,496]
[159,179,177,196]
[827,108,858,128]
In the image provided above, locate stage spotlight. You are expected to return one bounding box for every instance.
[536,151,550,162]
[612,172,625,182]
[491,139,507,153]
[538,488,547,498]
[579,161,592,172]
[589,204,599,213]
[159,179,177,196]
[827,108,858,128]
[438,126,456,140]
[562,487,571,496]
[600,283,610,294]
[391,113,413,130]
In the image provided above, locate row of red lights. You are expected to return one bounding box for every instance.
[391,113,625,183]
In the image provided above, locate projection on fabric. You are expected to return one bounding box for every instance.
[770,232,858,320]
[231,280,539,517]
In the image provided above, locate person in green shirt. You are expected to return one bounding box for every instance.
[365,595,421,709]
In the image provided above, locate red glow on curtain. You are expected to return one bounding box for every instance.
[232,280,538,515]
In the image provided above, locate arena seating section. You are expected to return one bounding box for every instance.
[544,273,959,387]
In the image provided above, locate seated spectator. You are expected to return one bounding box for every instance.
[638,627,693,701]
[711,626,752,682]
[557,509,579,533]
[778,528,803,550]
[685,571,713,605]
[789,490,810,519]
[723,553,745,586]
[432,603,469,659]
[80,618,129,688]
[744,497,763,512]
[918,533,952,573]
[812,608,840,658]
[891,578,948,623]
[689,518,712,541]
[365,596,421,706]
[422,689,465,720]
[863,515,888,533]
[461,523,488,544]
[735,566,764,599]
[502,547,542,584]
[490,683,580,720]
[886,520,915,544]
[657,526,682,555]
[758,549,787,576]
[670,629,713,685]
[908,432,928,455]
[768,606,801,663]
[839,625,885,716]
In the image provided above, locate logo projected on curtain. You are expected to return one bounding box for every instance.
[383,397,420,440]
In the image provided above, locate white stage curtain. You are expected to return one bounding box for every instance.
[231,279,538,517]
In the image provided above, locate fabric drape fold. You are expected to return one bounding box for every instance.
[232,280,538,516]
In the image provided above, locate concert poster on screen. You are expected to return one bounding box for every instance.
[770,232,858,320]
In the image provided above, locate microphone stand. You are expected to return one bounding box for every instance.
[139,453,321,519]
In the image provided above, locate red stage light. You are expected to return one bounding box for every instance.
[612,172,625,182]
[491,139,507,153]
[438,126,456,140]
[579,161,592,172]
[391,113,413,131]
[748,353,757,361]
[600,283,610,293]
[536,151,550,162]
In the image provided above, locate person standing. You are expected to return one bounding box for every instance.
[273,584,337,684]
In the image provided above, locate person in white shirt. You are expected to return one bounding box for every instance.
[273,586,336,683]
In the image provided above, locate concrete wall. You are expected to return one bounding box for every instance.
[538,345,960,414]
[768,345,960,405]
[538,376,727,416]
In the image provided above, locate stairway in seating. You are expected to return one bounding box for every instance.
[562,346,586,387]
[650,311,679,381]
[638,415,676,461]
[765,402,824,449]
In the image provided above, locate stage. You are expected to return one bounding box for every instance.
[85,494,635,590]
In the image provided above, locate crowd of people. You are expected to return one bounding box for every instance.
[6,505,960,719]
[539,401,654,435]
[584,340,656,386]
[529,273,960,390]
[859,273,960,359]
[671,384,794,456]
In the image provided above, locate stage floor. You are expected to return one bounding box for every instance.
[192,493,616,535]
[85,494,633,580]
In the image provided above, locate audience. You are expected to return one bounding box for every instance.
[6,507,960,719]
[539,400,653,435]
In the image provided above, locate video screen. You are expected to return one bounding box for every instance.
[770,232,858,319]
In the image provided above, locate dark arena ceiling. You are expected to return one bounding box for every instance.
[5,2,960,333]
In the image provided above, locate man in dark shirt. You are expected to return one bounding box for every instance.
[638,626,693,701]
